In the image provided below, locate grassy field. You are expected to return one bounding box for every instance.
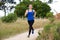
[0,18,49,40]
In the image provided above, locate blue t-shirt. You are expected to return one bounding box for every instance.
[27,10,34,21]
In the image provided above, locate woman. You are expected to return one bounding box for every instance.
[25,4,36,37]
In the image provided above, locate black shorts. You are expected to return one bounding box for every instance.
[28,20,34,26]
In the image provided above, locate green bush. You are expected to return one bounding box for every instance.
[0,32,2,40]
[46,12,54,18]
[56,23,60,35]
[48,17,55,23]
[0,2,5,6]
[14,1,51,18]
[36,22,60,40]
[44,24,53,33]
[53,23,60,40]
[46,12,55,23]
[1,13,17,23]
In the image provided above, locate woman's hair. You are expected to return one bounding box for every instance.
[27,4,32,7]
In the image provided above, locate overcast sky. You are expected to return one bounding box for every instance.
[41,0,60,15]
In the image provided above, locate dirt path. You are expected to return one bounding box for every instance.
[4,28,43,40]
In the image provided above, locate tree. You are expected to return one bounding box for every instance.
[48,0,53,3]
[19,0,21,2]
[14,1,51,18]
[3,5,6,16]
[32,0,34,2]
[0,0,16,16]
[23,0,30,2]
[0,2,6,16]
[0,2,4,6]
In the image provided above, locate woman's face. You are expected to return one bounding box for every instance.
[29,4,33,9]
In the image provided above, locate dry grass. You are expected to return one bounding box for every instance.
[0,18,49,39]
[33,18,49,29]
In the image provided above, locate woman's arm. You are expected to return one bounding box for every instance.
[34,10,36,17]
[25,10,28,16]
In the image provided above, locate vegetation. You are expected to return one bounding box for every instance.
[0,2,5,6]
[1,13,17,23]
[36,19,60,40]
[0,18,49,40]
[46,12,55,23]
[0,0,55,40]
[14,0,51,18]
[48,0,53,3]
[46,12,54,18]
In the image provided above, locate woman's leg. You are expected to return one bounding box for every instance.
[28,21,32,37]
[28,20,34,37]
[31,20,34,34]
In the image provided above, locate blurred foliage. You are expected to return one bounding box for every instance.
[46,12,55,23]
[14,1,51,18]
[0,2,5,6]
[37,21,60,40]
[48,0,53,3]
[1,13,17,23]
[46,12,54,18]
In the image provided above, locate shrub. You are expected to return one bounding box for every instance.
[46,12,55,23]
[46,12,54,23]
[48,17,55,23]
[0,32,2,40]
[57,23,60,35]
[53,23,60,40]
[0,2,5,6]
[46,12,54,18]
[1,13,17,23]
[44,24,53,33]
[36,22,60,40]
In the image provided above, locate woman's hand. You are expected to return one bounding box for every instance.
[25,10,28,17]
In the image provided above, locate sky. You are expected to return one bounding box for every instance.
[41,0,60,15]
[48,0,60,15]
[0,0,60,17]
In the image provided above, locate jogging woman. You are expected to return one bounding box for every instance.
[25,4,36,37]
